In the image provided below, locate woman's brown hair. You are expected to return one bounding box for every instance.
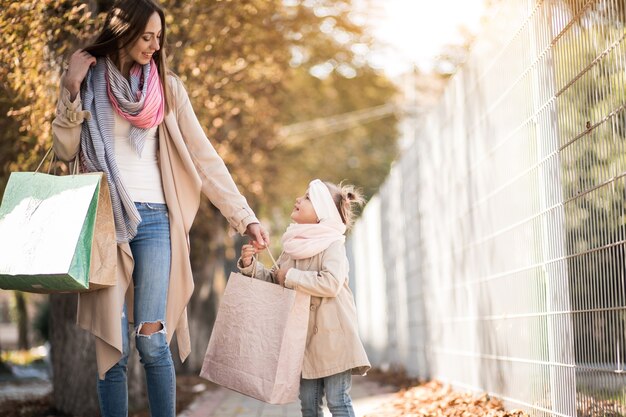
[324,181,365,230]
[83,0,171,112]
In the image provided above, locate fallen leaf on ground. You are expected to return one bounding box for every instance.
[365,381,529,417]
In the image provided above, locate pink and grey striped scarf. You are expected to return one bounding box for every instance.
[80,57,164,242]
[105,57,164,156]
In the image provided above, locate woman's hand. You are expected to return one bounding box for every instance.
[240,244,259,268]
[63,49,96,101]
[245,223,270,249]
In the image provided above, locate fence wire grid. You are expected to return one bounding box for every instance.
[349,0,626,415]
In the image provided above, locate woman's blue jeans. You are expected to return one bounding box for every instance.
[97,203,175,417]
[299,370,355,417]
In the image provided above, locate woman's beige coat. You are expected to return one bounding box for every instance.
[52,75,259,379]
[239,240,370,379]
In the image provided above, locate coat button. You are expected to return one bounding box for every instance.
[314,326,318,334]
[310,305,316,311]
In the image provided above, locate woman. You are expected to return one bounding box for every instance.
[52,1,269,415]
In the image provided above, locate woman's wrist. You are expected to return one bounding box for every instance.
[62,77,81,101]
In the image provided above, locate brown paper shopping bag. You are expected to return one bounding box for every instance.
[200,271,310,404]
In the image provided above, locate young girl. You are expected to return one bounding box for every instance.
[239,179,371,417]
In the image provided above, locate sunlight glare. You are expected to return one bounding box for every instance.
[365,0,487,75]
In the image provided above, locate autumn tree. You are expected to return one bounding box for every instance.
[0,0,399,414]
[160,0,398,372]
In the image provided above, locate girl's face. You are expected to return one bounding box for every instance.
[120,11,162,67]
[290,190,318,224]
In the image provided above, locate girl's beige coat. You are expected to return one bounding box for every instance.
[240,240,371,379]
[53,75,258,379]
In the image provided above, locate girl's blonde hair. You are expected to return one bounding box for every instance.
[324,181,365,230]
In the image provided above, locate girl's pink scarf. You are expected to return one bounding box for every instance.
[281,179,347,259]
[281,223,346,260]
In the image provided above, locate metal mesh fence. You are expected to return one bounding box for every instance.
[349,0,626,415]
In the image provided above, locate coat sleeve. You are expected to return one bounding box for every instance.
[51,85,91,161]
[283,241,348,298]
[172,77,259,234]
[237,251,286,284]
[237,258,276,283]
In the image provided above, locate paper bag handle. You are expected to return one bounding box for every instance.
[250,247,280,278]
[35,147,55,173]
[265,247,279,269]
[35,148,81,175]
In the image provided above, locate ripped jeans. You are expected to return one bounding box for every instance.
[98,202,175,417]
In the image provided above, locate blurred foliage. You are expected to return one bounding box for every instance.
[0,0,398,246]
[159,1,398,373]
[268,64,398,232]
[160,0,398,241]
[0,345,48,365]
[0,1,398,380]
[561,0,625,22]
[433,26,474,76]
[553,6,626,363]
[0,1,97,188]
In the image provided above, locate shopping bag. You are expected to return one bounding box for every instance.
[0,171,116,293]
[200,271,311,404]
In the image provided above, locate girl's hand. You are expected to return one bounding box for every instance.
[63,49,96,100]
[275,266,289,287]
[240,244,259,268]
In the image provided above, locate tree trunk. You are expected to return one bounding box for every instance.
[14,291,29,350]
[49,294,148,415]
[50,293,99,416]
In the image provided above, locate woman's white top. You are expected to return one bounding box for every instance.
[113,112,166,204]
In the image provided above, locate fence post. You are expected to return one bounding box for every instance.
[530,0,577,414]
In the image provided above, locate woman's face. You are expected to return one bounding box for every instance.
[121,11,162,67]
[291,190,319,224]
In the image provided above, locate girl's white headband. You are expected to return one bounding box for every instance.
[308,179,344,229]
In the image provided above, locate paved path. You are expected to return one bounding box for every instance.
[179,376,398,417]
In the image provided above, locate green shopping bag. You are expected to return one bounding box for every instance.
[0,171,116,293]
